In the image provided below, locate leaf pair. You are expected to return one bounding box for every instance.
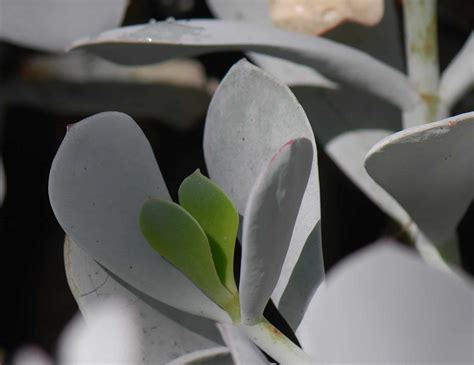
[140,171,239,317]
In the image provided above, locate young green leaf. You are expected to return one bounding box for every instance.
[179,170,239,294]
[140,199,234,311]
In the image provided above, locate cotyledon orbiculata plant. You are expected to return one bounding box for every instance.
[49,59,473,364]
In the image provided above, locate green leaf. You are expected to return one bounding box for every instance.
[140,198,234,310]
[179,170,239,294]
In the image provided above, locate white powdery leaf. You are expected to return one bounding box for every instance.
[204,59,324,331]
[241,138,313,324]
[365,112,474,244]
[49,112,227,321]
[0,0,128,52]
[297,242,474,363]
[218,324,269,365]
[64,237,224,364]
[58,298,141,364]
[72,19,418,111]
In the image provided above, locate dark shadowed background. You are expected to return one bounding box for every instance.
[0,0,472,361]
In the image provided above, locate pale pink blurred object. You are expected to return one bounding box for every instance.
[269,0,384,35]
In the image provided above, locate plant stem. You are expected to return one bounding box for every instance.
[223,294,241,323]
[401,0,464,270]
[239,318,313,365]
[402,0,447,127]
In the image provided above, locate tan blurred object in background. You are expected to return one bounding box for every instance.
[269,0,384,35]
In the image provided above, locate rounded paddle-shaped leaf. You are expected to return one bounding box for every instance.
[49,111,227,321]
[205,59,323,331]
[297,242,474,363]
[0,0,128,52]
[64,237,224,364]
[140,199,236,315]
[72,19,418,110]
[179,170,239,294]
[365,112,474,244]
[240,138,313,324]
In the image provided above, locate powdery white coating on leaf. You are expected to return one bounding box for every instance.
[204,60,324,331]
[297,242,474,363]
[49,112,228,321]
[365,112,474,243]
[217,324,269,364]
[72,19,418,111]
[64,237,224,364]
[0,0,128,52]
[58,298,141,364]
[240,138,313,324]
[269,0,384,35]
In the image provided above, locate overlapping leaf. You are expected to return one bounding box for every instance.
[72,19,417,110]
[49,111,227,321]
[140,199,235,310]
[179,171,239,294]
[65,237,224,364]
[297,242,474,363]
[240,138,313,324]
[0,0,128,52]
[365,112,474,244]
[204,59,324,331]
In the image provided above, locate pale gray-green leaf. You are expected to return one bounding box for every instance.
[297,242,474,363]
[365,112,474,244]
[65,237,224,364]
[0,0,127,52]
[241,138,313,324]
[204,60,324,330]
[49,111,227,321]
[72,19,418,110]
